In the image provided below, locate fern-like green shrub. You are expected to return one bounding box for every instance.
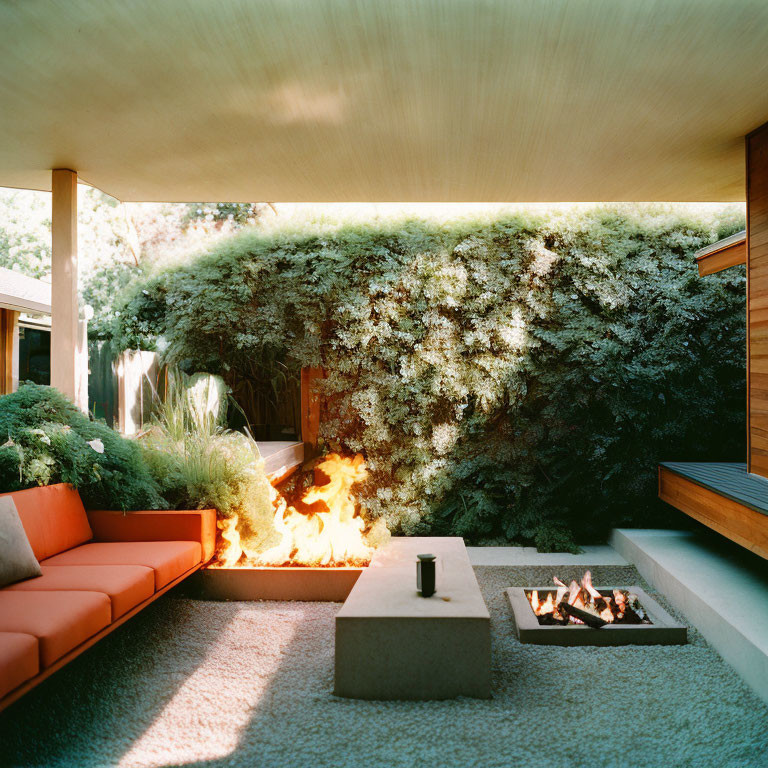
[0,384,165,510]
[113,205,747,549]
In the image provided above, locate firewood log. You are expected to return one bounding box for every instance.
[560,601,608,628]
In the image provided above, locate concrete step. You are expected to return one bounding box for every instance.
[467,545,627,567]
[611,528,768,705]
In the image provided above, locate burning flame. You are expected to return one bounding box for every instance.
[215,453,383,568]
[528,571,648,625]
[218,517,242,565]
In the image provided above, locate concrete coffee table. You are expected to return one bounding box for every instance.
[334,537,491,700]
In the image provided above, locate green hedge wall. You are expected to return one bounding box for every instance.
[113,205,746,549]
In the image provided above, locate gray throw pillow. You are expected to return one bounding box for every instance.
[0,496,42,587]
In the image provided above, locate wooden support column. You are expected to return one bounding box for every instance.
[50,169,81,404]
[747,123,768,477]
[0,308,19,395]
[300,366,325,456]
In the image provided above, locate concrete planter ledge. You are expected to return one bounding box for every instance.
[611,528,768,705]
[255,441,304,482]
[468,545,627,567]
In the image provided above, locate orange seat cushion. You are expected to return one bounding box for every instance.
[0,632,39,698]
[0,591,110,667]
[6,565,154,620]
[0,484,92,560]
[43,541,202,589]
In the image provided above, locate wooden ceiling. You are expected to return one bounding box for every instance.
[2,0,768,202]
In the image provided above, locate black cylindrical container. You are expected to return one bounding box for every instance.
[417,554,436,597]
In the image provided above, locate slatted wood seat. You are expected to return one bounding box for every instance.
[658,462,768,560]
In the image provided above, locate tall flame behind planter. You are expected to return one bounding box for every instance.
[212,453,389,569]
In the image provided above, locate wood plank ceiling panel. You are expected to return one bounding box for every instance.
[1,1,768,201]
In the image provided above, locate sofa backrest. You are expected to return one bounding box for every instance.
[0,484,93,561]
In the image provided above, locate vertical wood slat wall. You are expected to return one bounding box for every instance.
[747,122,768,477]
[0,308,18,395]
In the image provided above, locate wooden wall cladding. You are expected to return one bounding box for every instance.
[747,122,768,477]
[0,308,16,394]
[695,238,746,276]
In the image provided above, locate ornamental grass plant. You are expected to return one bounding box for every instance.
[138,372,274,539]
[0,377,274,537]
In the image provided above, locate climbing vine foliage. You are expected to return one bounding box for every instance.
[114,205,746,549]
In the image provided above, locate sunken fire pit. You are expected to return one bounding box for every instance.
[506,572,686,646]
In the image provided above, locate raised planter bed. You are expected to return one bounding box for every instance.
[188,565,362,602]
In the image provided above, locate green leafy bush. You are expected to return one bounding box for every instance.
[113,205,747,548]
[0,384,165,510]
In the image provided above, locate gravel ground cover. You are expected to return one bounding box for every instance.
[1,565,766,768]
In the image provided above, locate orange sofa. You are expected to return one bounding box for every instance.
[0,483,216,711]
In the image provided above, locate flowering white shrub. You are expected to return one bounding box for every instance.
[114,205,746,549]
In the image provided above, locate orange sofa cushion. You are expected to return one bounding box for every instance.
[87,509,217,563]
[0,484,92,561]
[43,541,202,589]
[0,591,110,667]
[0,633,39,698]
[6,565,155,620]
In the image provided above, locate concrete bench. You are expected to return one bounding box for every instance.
[334,537,491,700]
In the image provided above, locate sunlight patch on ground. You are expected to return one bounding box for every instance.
[117,605,300,768]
